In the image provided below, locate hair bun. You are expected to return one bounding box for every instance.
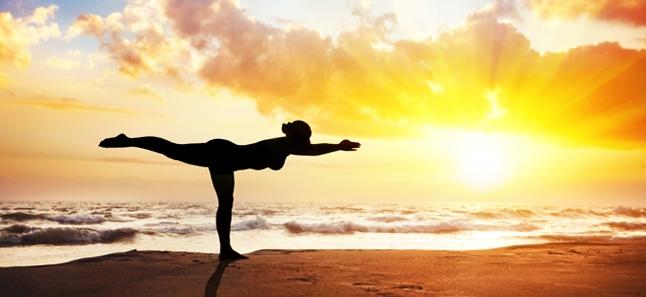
[283,120,312,143]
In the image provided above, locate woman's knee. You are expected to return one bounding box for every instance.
[217,196,234,210]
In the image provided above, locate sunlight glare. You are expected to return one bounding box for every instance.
[453,131,510,190]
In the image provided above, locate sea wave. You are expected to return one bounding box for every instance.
[45,214,106,224]
[535,234,639,242]
[0,225,137,246]
[158,226,195,235]
[320,206,365,213]
[467,208,535,219]
[283,221,539,235]
[549,208,606,217]
[1,212,45,222]
[1,212,107,225]
[2,224,37,234]
[613,206,646,218]
[604,222,646,231]
[367,216,409,223]
[231,217,271,231]
[470,211,499,219]
[123,212,152,219]
[500,208,534,217]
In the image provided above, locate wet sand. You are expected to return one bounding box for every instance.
[1,239,645,297]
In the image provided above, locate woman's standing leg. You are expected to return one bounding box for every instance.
[209,169,248,260]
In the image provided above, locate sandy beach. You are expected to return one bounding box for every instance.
[1,239,645,297]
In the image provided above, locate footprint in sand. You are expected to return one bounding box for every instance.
[352,282,425,296]
[392,284,424,291]
[352,282,380,293]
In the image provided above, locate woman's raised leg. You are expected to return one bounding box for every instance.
[99,134,213,167]
[209,169,248,260]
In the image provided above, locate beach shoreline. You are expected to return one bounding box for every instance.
[1,239,645,296]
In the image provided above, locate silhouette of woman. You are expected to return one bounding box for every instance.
[99,120,360,260]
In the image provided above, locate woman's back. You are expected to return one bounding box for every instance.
[209,137,288,171]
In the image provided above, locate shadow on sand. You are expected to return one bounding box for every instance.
[203,259,239,297]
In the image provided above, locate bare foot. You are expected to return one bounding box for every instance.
[99,134,129,148]
[219,249,249,260]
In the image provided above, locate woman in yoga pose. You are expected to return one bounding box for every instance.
[99,120,360,260]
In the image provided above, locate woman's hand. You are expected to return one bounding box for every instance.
[338,139,361,151]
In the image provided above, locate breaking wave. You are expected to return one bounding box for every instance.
[613,206,646,218]
[469,208,535,219]
[157,226,195,235]
[1,212,45,222]
[2,224,37,234]
[1,212,107,225]
[283,221,539,235]
[604,222,646,231]
[536,235,627,242]
[124,212,152,219]
[0,225,137,246]
[368,216,409,223]
[45,214,106,224]
[231,217,271,231]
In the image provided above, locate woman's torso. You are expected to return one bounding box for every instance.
[207,137,288,171]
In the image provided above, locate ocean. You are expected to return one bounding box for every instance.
[1,201,645,267]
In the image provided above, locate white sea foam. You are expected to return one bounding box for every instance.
[45,214,106,225]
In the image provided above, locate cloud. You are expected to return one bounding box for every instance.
[67,1,194,78]
[527,0,646,27]
[0,72,9,89]
[471,0,520,21]
[45,49,97,70]
[46,56,83,70]
[65,13,108,38]
[128,84,164,102]
[74,0,646,146]
[0,148,176,165]
[7,96,133,114]
[0,5,60,67]
[166,0,418,135]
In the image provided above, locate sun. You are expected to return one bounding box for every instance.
[452,131,510,190]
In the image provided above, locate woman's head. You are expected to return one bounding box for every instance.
[282,120,311,144]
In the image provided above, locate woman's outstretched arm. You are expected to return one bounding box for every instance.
[291,139,360,156]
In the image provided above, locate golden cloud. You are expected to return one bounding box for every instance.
[7,96,133,114]
[129,84,164,102]
[68,3,193,79]
[527,0,646,26]
[73,0,646,145]
[66,13,106,37]
[45,49,97,70]
[0,5,60,67]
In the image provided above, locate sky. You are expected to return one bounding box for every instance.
[0,0,645,205]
